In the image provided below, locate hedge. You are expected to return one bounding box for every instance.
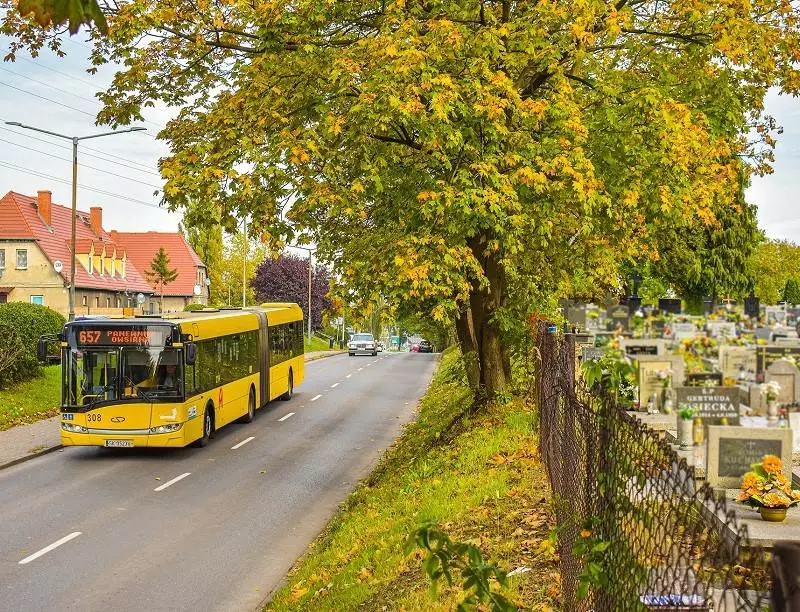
[184,302,207,312]
[0,303,66,389]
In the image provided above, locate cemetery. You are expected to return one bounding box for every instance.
[552,299,800,608]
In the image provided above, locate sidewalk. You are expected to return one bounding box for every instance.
[0,350,346,471]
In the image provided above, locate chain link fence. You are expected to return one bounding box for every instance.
[534,322,773,611]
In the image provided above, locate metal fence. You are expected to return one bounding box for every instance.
[535,322,773,611]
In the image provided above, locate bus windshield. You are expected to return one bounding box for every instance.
[64,347,183,407]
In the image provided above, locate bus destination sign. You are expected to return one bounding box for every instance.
[76,327,167,346]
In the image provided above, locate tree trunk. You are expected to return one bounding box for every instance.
[467,240,508,398]
[455,308,481,391]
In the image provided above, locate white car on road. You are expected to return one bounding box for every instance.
[348,333,378,356]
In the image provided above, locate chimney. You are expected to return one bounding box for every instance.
[109,230,119,242]
[89,206,103,236]
[37,190,52,226]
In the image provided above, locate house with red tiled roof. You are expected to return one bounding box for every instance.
[0,190,156,316]
[110,231,209,312]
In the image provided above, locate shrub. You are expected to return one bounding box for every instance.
[184,302,206,312]
[0,303,66,388]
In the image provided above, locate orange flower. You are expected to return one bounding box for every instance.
[580,529,591,538]
[741,472,759,490]
[763,455,783,475]
[763,491,791,508]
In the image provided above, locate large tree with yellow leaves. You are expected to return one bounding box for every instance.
[5,0,798,395]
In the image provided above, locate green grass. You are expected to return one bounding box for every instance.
[266,348,559,611]
[306,335,336,352]
[0,365,61,431]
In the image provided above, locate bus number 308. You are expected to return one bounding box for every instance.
[87,414,102,422]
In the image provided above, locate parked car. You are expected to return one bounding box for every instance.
[418,339,433,353]
[348,333,378,356]
[409,343,420,352]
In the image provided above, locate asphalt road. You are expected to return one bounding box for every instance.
[0,352,439,612]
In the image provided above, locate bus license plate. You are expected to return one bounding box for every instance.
[105,440,133,448]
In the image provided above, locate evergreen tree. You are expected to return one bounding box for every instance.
[145,247,178,312]
[782,278,800,305]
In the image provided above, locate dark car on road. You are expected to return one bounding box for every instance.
[418,339,433,353]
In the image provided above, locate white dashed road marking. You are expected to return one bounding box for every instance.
[331,382,339,388]
[154,472,191,492]
[346,374,352,379]
[279,412,295,422]
[231,436,255,450]
[19,532,82,565]
[311,394,322,402]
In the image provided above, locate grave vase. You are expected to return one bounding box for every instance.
[768,399,779,425]
[678,418,693,450]
[759,507,787,522]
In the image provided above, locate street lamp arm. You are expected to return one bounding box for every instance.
[78,127,147,140]
[5,121,71,140]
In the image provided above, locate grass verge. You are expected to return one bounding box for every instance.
[0,365,61,431]
[266,348,559,611]
[306,335,335,352]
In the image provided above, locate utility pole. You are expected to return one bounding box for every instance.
[242,215,247,307]
[290,245,315,345]
[6,122,146,321]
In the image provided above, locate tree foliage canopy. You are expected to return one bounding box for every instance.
[251,253,332,330]
[5,0,798,392]
[751,240,800,304]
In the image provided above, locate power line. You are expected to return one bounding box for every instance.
[0,137,162,189]
[0,159,168,210]
[0,64,107,107]
[0,47,167,132]
[0,79,97,118]
[0,125,162,176]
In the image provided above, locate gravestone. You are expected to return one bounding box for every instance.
[766,306,788,325]
[719,346,757,382]
[754,327,773,342]
[637,358,674,412]
[707,321,737,339]
[765,359,800,404]
[672,323,696,341]
[674,386,740,425]
[659,298,682,314]
[621,339,664,357]
[755,345,800,374]
[582,346,605,362]
[685,372,723,387]
[744,296,760,318]
[607,305,629,331]
[566,304,587,329]
[706,426,792,489]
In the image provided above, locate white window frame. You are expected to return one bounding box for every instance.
[30,295,44,305]
[0,248,5,270]
[15,248,27,270]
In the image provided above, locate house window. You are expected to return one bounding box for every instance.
[30,295,44,305]
[0,293,7,304]
[116,297,121,308]
[88,257,93,275]
[106,297,111,308]
[16,249,27,269]
[0,249,5,270]
[82,296,87,306]
[95,296,100,308]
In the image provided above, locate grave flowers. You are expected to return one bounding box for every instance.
[736,455,800,522]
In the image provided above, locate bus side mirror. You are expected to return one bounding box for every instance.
[37,337,48,362]
[186,342,197,365]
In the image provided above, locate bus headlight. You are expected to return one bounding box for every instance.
[61,422,88,433]
[150,423,183,434]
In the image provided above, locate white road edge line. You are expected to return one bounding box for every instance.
[331,382,339,388]
[279,412,295,422]
[311,394,322,402]
[154,472,191,492]
[19,532,82,565]
[231,436,255,450]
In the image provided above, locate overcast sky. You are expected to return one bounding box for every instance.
[0,35,798,242]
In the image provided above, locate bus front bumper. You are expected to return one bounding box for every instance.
[61,428,188,448]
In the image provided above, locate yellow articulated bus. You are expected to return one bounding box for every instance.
[39,303,304,449]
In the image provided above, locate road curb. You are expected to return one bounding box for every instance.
[305,351,347,362]
[0,443,62,472]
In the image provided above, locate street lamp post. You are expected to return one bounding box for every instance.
[6,122,146,321]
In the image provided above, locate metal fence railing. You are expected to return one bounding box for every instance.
[534,322,773,611]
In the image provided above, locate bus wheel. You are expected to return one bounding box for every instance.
[196,404,214,447]
[281,371,293,401]
[240,387,256,423]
